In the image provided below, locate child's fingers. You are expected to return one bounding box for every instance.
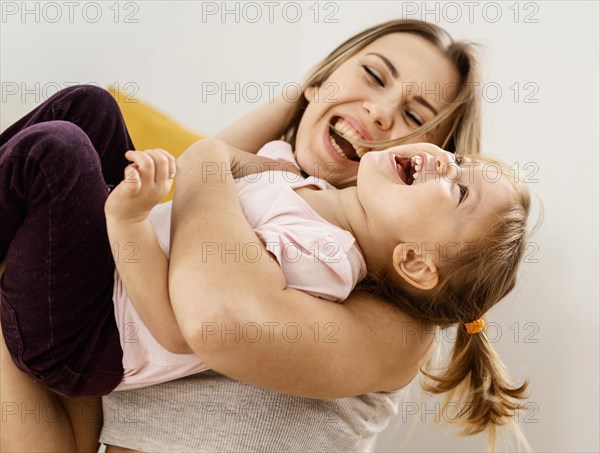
[125,150,155,186]
[155,149,177,182]
[146,150,169,184]
[144,149,176,184]
[120,163,141,196]
[122,151,141,188]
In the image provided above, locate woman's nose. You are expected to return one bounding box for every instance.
[362,100,394,131]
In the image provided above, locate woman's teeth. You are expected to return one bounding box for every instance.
[329,135,348,159]
[331,118,369,158]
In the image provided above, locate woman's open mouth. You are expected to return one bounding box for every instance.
[328,116,369,161]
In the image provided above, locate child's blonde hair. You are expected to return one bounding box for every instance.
[283,18,482,155]
[358,156,534,451]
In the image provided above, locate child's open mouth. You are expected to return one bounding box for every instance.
[393,154,422,185]
[328,116,369,161]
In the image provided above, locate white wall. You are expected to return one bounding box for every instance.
[2,1,598,452]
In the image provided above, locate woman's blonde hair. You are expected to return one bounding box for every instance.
[358,156,535,451]
[283,19,482,155]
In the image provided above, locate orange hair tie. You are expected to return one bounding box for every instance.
[465,319,485,334]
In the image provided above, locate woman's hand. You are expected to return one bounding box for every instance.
[177,138,301,179]
[104,149,177,223]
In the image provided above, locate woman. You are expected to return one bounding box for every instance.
[106,19,486,452]
[0,19,485,452]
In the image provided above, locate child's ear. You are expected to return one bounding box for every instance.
[304,86,317,103]
[392,243,439,290]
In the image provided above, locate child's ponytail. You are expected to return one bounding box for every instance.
[419,319,530,451]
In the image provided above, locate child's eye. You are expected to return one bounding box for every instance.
[455,155,464,166]
[363,66,384,87]
[404,110,424,127]
[458,185,468,205]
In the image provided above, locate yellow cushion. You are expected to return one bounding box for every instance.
[107,87,204,202]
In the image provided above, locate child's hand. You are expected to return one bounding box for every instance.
[104,149,176,223]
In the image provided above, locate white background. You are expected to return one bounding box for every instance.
[1,1,598,452]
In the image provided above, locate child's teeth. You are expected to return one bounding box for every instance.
[412,156,423,173]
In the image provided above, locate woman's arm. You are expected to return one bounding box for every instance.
[178,138,301,179]
[214,94,296,153]
[169,141,436,399]
[213,63,318,152]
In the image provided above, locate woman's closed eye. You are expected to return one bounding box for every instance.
[363,65,384,87]
[404,110,424,127]
[363,65,425,127]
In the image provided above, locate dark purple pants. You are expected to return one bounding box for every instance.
[0,85,132,397]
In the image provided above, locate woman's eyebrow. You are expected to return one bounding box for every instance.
[366,52,439,116]
[366,52,399,78]
[415,97,438,116]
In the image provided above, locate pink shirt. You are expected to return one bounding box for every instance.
[112,141,367,390]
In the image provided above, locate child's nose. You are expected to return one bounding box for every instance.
[435,152,460,180]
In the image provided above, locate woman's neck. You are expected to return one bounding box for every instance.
[293,186,392,271]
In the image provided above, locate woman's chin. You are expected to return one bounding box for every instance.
[296,143,358,187]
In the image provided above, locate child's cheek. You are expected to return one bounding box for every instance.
[426,184,453,207]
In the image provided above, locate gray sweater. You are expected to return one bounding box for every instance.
[100,370,409,452]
